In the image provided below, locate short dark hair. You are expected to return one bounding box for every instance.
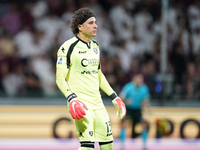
[70,7,95,34]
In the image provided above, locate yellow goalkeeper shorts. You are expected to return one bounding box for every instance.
[73,107,113,142]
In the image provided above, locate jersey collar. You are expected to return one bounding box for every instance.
[75,34,91,49]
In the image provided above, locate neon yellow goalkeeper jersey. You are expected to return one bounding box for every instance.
[56,35,114,109]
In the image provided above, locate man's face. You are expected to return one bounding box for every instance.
[133,74,143,86]
[78,17,98,38]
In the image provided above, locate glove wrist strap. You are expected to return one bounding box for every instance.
[67,93,77,102]
[109,92,118,100]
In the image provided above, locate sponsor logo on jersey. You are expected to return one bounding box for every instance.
[93,48,98,54]
[81,58,88,67]
[106,133,112,136]
[61,47,65,53]
[81,70,98,74]
[79,131,84,137]
[58,57,63,64]
[79,51,87,54]
[89,131,93,136]
[81,58,99,67]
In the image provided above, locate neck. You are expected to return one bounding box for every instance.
[132,81,139,87]
[77,33,91,43]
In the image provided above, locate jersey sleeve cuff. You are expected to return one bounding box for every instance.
[109,92,118,100]
[66,93,77,102]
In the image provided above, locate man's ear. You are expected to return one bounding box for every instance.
[78,24,82,32]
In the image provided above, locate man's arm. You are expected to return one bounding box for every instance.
[56,43,73,97]
[98,69,126,119]
[56,67,72,97]
[56,45,88,119]
[142,100,151,113]
[119,84,131,105]
[98,69,114,96]
[142,85,151,113]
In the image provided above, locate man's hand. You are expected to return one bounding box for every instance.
[112,97,126,119]
[69,99,88,119]
[67,93,88,119]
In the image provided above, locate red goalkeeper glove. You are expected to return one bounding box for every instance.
[110,92,126,119]
[67,93,88,119]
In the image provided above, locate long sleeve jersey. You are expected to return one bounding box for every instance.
[56,35,114,109]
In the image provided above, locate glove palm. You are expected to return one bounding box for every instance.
[69,99,88,119]
[112,97,126,119]
[67,93,88,119]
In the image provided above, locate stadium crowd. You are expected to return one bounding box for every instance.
[0,0,200,100]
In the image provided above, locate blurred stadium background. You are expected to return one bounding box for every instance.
[1,0,200,149]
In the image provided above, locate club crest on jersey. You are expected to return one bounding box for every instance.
[58,57,63,64]
[89,131,93,136]
[93,48,98,54]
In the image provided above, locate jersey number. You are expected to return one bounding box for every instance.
[105,121,112,136]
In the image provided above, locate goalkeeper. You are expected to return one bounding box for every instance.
[56,7,126,150]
